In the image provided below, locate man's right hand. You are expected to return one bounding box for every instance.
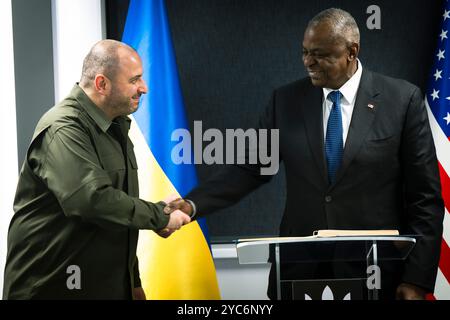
[166,209,191,229]
[156,209,191,238]
[163,198,193,216]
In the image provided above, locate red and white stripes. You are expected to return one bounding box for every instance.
[426,98,450,299]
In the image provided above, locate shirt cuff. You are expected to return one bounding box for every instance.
[185,199,197,219]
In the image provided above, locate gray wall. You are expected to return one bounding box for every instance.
[12,0,55,166]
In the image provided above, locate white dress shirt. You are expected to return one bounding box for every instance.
[322,59,363,146]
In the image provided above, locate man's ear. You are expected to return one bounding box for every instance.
[348,42,359,61]
[94,74,110,95]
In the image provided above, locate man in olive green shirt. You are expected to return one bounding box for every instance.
[3,40,191,299]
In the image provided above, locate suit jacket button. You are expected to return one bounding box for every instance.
[325,195,332,203]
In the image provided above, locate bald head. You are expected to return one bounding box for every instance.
[307,8,360,46]
[78,39,147,120]
[79,39,137,88]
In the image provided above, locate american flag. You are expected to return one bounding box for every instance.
[425,1,450,300]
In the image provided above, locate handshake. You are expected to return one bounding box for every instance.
[157,195,194,238]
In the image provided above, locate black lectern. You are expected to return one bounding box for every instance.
[236,236,416,300]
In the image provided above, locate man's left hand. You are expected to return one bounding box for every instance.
[133,287,147,300]
[396,283,427,300]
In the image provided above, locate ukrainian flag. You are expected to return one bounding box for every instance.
[122,0,220,299]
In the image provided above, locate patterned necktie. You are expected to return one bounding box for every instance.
[325,90,343,184]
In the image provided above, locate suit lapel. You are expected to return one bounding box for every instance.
[333,69,379,187]
[301,83,328,184]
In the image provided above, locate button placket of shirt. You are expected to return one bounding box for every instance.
[109,121,129,193]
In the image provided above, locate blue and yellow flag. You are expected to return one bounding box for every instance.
[122,0,220,299]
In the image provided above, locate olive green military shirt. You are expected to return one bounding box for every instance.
[3,85,170,299]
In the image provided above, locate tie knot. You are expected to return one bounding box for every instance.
[328,90,342,105]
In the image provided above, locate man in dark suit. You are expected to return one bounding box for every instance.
[164,8,444,300]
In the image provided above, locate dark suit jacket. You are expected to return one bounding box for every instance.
[187,69,444,292]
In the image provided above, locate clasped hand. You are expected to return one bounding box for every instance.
[156,195,194,238]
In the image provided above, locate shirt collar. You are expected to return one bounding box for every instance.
[114,115,132,131]
[71,84,112,133]
[322,58,363,105]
